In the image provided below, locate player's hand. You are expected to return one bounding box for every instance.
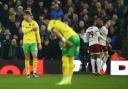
[64,40,73,46]
[108,44,112,49]
[33,27,38,31]
[61,37,73,46]
[38,44,42,50]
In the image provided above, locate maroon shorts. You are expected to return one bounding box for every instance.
[89,44,102,54]
[101,45,108,52]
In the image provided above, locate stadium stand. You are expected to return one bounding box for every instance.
[0,0,128,71]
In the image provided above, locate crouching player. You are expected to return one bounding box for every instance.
[47,19,80,85]
[22,10,42,78]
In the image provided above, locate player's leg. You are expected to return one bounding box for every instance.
[68,56,74,84]
[102,52,109,66]
[23,44,30,78]
[101,52,109,74]
[57,36,75,85]
[90,55,96,74]
[30,43,39,77]
[68,35,80,84]
[96,54,102,74]
[100,46,109,74]
[89,45,96,74]
[25,56,30,78]
[57,56,69,85]
[92,44,102,74]
[62,56,69,79]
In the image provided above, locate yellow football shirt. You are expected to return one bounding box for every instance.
[48,20,76,39]
[22,20,41,44]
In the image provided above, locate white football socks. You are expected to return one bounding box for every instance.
[91,58,96,73]
[101,54,109,69]
[96,58,102,73]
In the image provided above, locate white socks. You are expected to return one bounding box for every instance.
[101,54,109,70]
[91,59,96,73]
[96,58,101,73]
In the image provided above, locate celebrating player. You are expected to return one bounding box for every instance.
[46,19,80,85]
[22,10,42,78]
[85,20,105,75]
[98,20,112,74]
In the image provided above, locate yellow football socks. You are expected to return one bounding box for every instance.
[25,57,30,74]
[58,56,74,85]
[62,56,69,79]
[69,56,74,80]
[33,57,38,73]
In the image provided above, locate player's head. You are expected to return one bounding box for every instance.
[92,18,97,26]
[96,18,103,28]
[43,19,50,26]
[105,20,111,28]
[43,15,51,25]
[105,20,115,28]
[23,10,33,21]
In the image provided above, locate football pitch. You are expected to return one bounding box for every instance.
[0,74,127,89]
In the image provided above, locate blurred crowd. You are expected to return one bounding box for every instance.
[0,0,128,63]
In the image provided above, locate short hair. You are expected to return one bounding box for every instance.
[23,10,32,16]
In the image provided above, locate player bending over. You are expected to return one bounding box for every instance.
[46,19,80,85]
[22,10,42,78]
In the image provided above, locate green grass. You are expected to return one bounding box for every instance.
[0,74,127,89]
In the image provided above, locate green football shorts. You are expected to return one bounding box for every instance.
[23,43,38,55]
[62,35,80,56]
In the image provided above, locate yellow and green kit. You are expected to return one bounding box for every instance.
[48,20,80,56]
[22,20,41,55]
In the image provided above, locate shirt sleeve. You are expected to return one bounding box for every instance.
[96,31,106,41]
[102,26,108,35]
[47,20,56,32]
[34,21,41,44]
[83,32,89,43]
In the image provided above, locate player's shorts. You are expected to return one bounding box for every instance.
[101,45,108,52]
[23,43,38,55]
[62,35,80,56]
[89,44,102,55]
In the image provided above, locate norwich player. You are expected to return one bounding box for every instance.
[22,10,42,78]
[47,20,80,85]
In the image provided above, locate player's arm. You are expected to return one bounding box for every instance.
[36,29,42,50]
[52,29,73,46]
[22,22,33,34]
[102,27,108,36]
[106,37,112,49]
[84,32,89,43]
[96,31,106,41]
[35,28,41,44]
[33,22,42,50]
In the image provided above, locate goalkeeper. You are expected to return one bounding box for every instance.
[22,10,42,78]
[47,19,80,85]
